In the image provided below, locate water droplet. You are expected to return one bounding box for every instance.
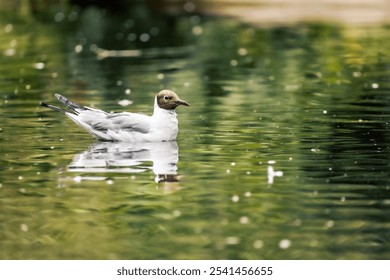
[20,224,29,232]
[4,48,15,56]
[118,99,133,107]
[173,210,181,217]
[231,195,239,203]
[10,39,17,47]
[230,60,238,66]
[34,62,45,70]
[244,192,251,197]
[5,24,13,33]
[127,33,137,41]
[54,12,65,22]
[192,26,203,36]
[184,1,196,12]
[325,220,334,229]
[225,236,240,245]
[139,33,150,42]
[124,19,134,29]
[371,83,379,89]
[239,216,249,224]
[68,11,78,21]
[106,180,114,185]
[279,239,291,249]
[238,48,248,56]
[125,89,131,95]
[74,44,83,53]
[253,240,263,249]
[150,27,159,36]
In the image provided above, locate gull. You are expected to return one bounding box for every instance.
[41,90,189,142]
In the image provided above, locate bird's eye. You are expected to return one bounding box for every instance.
[164,95,170,100]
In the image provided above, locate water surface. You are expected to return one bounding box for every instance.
[0,5,389,259]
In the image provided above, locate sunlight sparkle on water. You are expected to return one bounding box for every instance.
[239,216,249,224]
[118,99,133,106]
[34,62,45,70]
[253,240,264,249]
[244,192,251,197]
[4,23,13,33]
[279,239,291,249]
[20,224,28,232]
[324,220,335,229]
[192,26,203,36]
[74,44,83,53]
[225,236,240,245]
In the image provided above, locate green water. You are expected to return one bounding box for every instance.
[0,4,389,259]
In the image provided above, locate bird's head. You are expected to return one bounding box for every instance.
[156,90,189,110]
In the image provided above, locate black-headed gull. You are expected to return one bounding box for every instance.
[41,90,189,142]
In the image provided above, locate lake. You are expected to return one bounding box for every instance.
[0,2,389,259]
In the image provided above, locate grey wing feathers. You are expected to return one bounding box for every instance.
[106,113,151,133]
[76,112,151,134]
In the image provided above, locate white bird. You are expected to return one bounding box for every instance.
[41,90,189,142]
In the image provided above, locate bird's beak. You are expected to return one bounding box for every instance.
[176,99,189,107]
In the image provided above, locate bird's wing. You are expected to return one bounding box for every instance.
[77,111,152,134]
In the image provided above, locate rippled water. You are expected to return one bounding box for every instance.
[0,4,389,259]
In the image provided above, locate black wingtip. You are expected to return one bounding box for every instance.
[40,101,67,113]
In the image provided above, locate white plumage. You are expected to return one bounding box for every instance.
[41,90,189,142]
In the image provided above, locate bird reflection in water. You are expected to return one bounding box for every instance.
[66,141,181,183]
